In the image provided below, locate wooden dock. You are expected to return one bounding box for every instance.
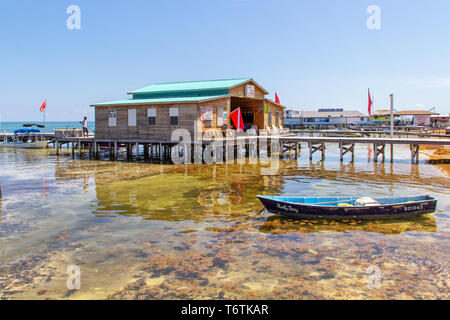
[290,129,448,139]
[52,135,450,165]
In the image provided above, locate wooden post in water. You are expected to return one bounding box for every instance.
[391,144,394,163]
[93,140,97,158]
[351,144,355,162]
[308,142,312,161]
[373,143,386,162]
[143,144,149,160]
[410,144,419,164]
[308,142,325,161]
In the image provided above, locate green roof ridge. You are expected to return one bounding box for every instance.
[128,78,253,95]
[91,94,230,106]
[154,77,251,85]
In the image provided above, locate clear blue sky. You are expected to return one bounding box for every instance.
[1,0,449,121]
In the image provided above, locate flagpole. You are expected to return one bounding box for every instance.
[43,102,46,141]
[390,94,394,139]
[237,108,241,132]
[390,94,394,163]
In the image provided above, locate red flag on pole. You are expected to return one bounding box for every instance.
[368,90,373,115]
[230,108,244,132]
[40,100,46,112]
[275,92,280,104]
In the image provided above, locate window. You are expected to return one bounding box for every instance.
[217,108,224,126]
[108,110,117,127]
[275,112,280,125]
[203,106,213,127]
[268,111,272,125]
[170,107,179,125]
[148,108,156,125]
[128,109,137,126]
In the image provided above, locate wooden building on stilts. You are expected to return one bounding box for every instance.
[91,78,286,141]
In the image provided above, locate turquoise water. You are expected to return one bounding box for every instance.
[0,122,95,134]
[0,143,448,299]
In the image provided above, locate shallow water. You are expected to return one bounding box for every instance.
[0,144,448,299]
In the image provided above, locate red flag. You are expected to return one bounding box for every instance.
[368,89,373,115]
[275,92,280,104]
[40,100,46,112]
[230,108,244,132]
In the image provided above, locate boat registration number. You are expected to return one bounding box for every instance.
[404,204,424,212]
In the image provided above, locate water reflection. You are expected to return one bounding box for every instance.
[77,160,443,235]
[260,214,437,235]
[1,145,449,300]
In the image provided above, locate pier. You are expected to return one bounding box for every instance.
[52,135,450,165]
[289,129,448,139]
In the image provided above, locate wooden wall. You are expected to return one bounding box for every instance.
[95,104,197,140]
[229,81,266,99]
[264,100,285,128]
[197,97,231,131]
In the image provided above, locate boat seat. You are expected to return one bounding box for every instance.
[356,197,380,206]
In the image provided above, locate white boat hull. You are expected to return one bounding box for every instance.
[0,141,48,149]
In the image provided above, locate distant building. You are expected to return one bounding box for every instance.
[301,109,369,126]
[283,108,369,128]
[371,110,392,122]
[430,114,449,127]
[284,109,300,118]
[394,110,439,126]
[283,109,301,126]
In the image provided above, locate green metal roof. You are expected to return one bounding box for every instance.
[128,78,252,95]
[91,95,229,107]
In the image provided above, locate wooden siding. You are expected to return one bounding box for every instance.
[95,104,197,140]
[197,97,231,131]
[229,80,266,99]
[264,100,285,128]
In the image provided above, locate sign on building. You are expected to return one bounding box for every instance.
[245,85,255,98]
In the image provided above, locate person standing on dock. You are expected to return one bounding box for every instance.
[80,116,89,137]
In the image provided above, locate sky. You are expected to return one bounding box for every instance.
[0,0,449,121]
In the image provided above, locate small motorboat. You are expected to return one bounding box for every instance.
[0,124,48,149]
[257,195,437,220]
[0,140,48,149]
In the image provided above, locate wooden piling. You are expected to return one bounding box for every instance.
[410,144,420,164]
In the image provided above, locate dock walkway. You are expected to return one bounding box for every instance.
[52,135,450,164]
